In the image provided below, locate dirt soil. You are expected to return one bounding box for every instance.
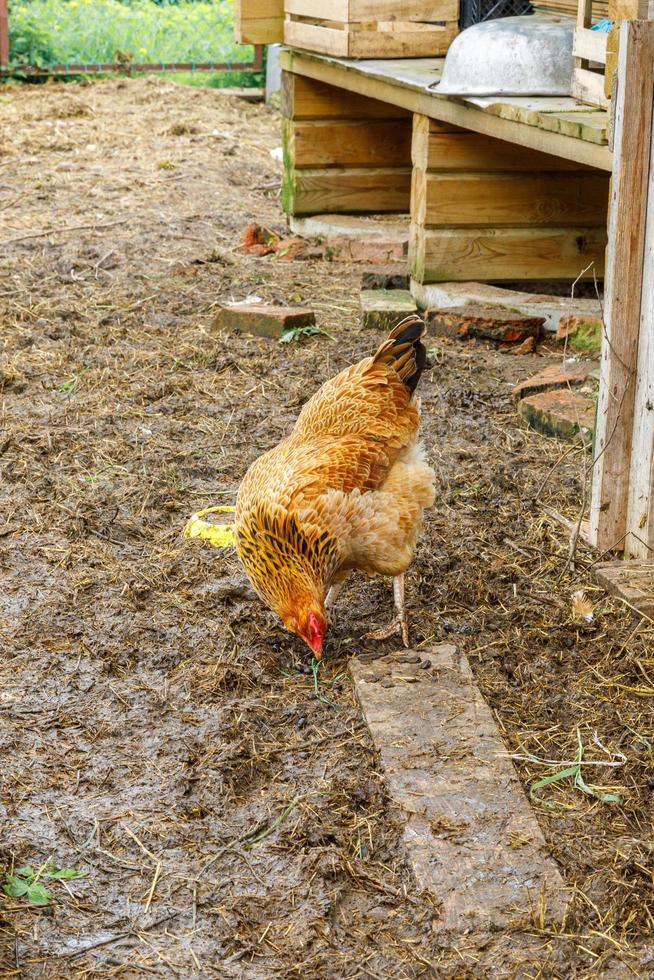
[1,78,653,979]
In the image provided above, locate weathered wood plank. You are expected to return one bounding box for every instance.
[290,118,412,168]
[234,0,283,43]
[410,225,606,282]
[414,172,609,227]
[594,560,654,617]
[571,67,610,109]
[285,0,459,19]
[282,71,409,120]
[573,27,608,62]
[283,166,412,214]
[350,644,568,931]
[590,21,654,551]
[284,17,458,58]
[411,114,596,170]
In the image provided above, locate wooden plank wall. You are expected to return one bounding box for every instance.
[281,72,413,215]
[409,113,609,282]
[590,21,654,555]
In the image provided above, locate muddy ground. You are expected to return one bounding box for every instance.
[1,78,653,978]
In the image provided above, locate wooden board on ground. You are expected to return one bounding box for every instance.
[350,644,568,931]
[593,561,654,618]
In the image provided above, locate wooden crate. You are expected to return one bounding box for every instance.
[572,0,654,107]
[281,71,413,215]
[409,113,609,283]
[284,0,459,58]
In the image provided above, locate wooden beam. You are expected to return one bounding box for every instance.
[590,21,654,551]
[289,118,412,168]
[412,116,595,171]
[413,172,609,227]
[283,167,412,215]
[282,72,409,120]
[410,226,606,282]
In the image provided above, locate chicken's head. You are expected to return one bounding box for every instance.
[283,601,328,659]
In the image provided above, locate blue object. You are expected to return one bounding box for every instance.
[591,18,613,32]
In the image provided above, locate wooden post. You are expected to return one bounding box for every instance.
[589,21,654,551]
[0,0,9,68]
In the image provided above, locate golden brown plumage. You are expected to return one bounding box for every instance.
[234,315,435,656]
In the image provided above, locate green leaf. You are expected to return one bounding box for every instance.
[26,882,53,905]
[3,876,30,898]
[14,866,35,880]
[47,868,86,880]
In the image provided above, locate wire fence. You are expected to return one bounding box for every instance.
[0,0,262,78]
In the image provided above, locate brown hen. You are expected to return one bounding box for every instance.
[234,315,435,657]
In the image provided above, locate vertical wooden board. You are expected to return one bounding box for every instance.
[234,0,284,44]
[282,71,410,120]
[420,173,609,227]
[590,21,654,551]
[626,118,654,557]
[291,119,412,168]
[413,227,607,282]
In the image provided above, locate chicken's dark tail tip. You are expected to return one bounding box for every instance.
[376,313,427,394]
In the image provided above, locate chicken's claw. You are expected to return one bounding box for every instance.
[365,613,410,648]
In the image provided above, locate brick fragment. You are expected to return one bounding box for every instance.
[212,304,315,339]
[518,389,596,443]
[556,314,602,341]
[360,290,417,330]
[424,305,544,344]
[513,361,598,401]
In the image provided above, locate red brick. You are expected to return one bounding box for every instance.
[425,305,544,344]
[212,304,315,339]
[518,389,596,443]
[512,361,597,401]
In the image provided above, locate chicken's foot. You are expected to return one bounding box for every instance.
[365,574,409,647]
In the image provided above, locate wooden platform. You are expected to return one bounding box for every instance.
[280,50,612,172]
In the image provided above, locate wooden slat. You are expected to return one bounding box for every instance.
[414,172,609,228]
[573,27,608,63]
[590,21,654,551]
[410,225,607,282]
[283,167,411,214]
[234,0,284,44]
[411,114,599,171]
[571,67,610,108]
[285,0,458,19]
[289,118,412,168]
[281,72,409,120]
[284,18,457,58]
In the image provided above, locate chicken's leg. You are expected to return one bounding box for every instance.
[365,574,410,647]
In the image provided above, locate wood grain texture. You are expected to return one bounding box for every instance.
[234,0,283,43]
[284,18,458,58]
[282,71,409,120]
[291,118,412,168]
[411,114,595,171]
[284,166,411,214]
[590,21,654,551]
[413,172,609,227]
[285,0,458,19]
[410,225,607,282]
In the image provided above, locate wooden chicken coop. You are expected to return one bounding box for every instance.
[235,2,654,590]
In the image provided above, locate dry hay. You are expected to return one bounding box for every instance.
[0,77,653,978]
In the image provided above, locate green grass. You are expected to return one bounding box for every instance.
[9,0,254,73]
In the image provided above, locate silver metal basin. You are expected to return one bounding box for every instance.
[434,15,574,97]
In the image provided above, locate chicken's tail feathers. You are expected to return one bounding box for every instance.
[372,314,427,394]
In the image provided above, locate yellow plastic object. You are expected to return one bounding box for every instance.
[184,505,236,549]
